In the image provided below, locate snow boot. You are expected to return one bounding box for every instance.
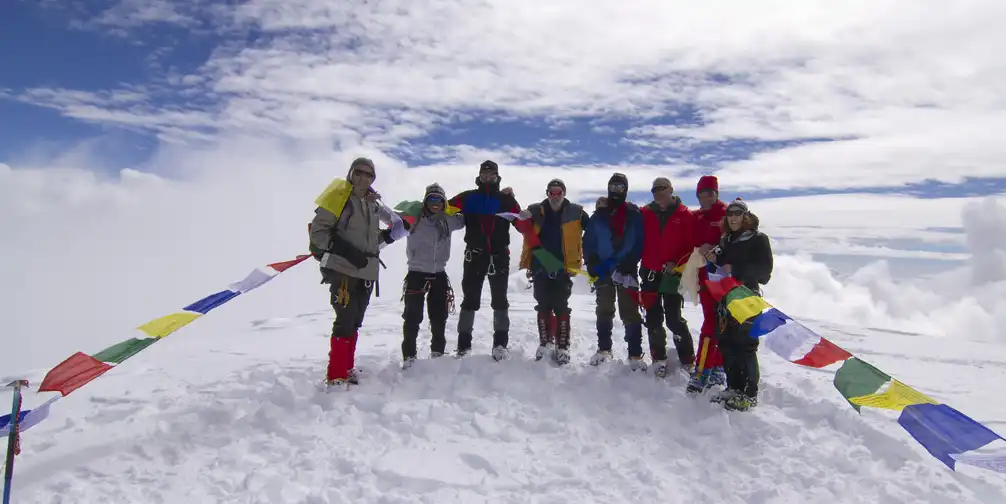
[710,388,739,404]
[402,356,417,370]
[589,350,612,366]
[724,393,758,411]
[709,366,727,387]
[492,345,510,361]
[552,311,572,366]
[652,359,668,378]
[535,311,553,361]
[686,369,710,396]
[629,355,648,372]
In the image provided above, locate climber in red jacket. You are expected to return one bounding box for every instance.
[638,177,697,377]
[687,175,728,395]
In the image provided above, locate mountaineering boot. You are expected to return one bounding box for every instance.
[686,368,710,396]
[709,366,727,387]
[724,393,758,411]
[492,345,510,361]
[492,309,510,361]
[709,388,739,404]
[652,359,668,378]
[455,309,475,356]
[589,350,612,366]
[401,356,417,370]
[554,312,571,365]
[628,355,648,372]
[535,311,552,361]
[326,335,355,386]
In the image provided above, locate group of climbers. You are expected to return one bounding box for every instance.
[308,158,774,411]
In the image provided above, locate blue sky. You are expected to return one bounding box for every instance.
[3,0,1006,273]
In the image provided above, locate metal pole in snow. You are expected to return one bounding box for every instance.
[3,380,28,504]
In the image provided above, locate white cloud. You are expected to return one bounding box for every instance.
[12,0,1006,190]
[4,140,1006,377]
[5,2,1006,379]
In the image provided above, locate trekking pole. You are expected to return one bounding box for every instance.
[3,380,28,504]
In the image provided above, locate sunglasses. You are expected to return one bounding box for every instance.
[651,185,669,194]
[726,210,745,217]
[608,183,627,193]
[547,188,564,197]
[354,170,375,179]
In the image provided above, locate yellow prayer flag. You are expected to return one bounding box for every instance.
[727,295,771,323]
[137,311,202,338]
[565,267,598,283]
[314,178,353,217]
[848,380,939,411]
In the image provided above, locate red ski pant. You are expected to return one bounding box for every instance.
[696,267,723,372]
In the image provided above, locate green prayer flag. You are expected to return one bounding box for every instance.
[833,357,891,412]
[92,337,159,364]
[659,273,680,294]
[394,200,424,217]
[532,248,565,274]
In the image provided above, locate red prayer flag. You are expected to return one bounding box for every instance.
[705,276,742,301]
[792,338,854,368]
[268,255,311,272]
[38,352,114,396]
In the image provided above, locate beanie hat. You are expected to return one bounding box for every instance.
[608,172,628,187]
[697,175,718,194]
[651,176,672,192]
[424,182,446,200]
[727,197,749,213]
[347,157,376,179]
[547,178,566,193]
[479,160,499,173]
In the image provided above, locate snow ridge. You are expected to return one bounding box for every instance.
[5,291,1006,503]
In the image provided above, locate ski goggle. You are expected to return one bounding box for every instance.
[608,182,627,193]
[425,195,445,203]
[547,188,564,197]
[725,209,745,216]
[651,185,670,194]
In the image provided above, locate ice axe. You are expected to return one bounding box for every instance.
[3,379,28,504]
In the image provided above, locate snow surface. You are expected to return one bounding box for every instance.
[3,264,1006,503]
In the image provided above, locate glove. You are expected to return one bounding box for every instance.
[595,258,617,278]
[379,228,395,245]
[329,233,370,269]
[340,248,369,269]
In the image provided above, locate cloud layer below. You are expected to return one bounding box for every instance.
[3,139,1005,375]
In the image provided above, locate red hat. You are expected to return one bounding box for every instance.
[697,175,718,194]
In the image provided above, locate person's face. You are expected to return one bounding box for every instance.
[351,166,375,190]
[651,183,672,205]
[479,170,499,185]
[726,208,744,231]
[425,195,445,213]
[698,190,717,210]
[547,186,565,207]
